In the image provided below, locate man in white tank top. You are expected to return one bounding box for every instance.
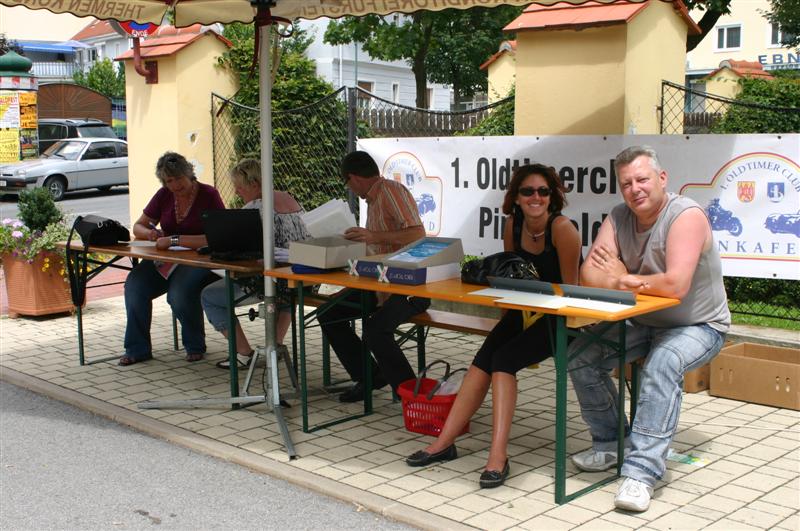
[567,146,730,512]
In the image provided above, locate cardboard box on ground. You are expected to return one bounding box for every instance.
[710,342,799,410]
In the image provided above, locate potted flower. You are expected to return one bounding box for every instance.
[0,188,73,317]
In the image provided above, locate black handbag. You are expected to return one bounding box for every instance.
[70,215,130,246]
[460,251,539,286]
[65,215,130,306]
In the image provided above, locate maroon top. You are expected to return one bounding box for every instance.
[143,182,224,235]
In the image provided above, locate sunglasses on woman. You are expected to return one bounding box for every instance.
[519,186,551,197]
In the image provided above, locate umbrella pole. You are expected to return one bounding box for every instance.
[260,16,296,459]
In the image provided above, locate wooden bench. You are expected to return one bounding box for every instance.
[291,293,498,387]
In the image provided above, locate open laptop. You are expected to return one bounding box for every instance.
[201,209,263,261]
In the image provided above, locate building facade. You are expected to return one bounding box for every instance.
[686,0,798,86]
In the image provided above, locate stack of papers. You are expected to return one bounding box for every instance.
[471,288,634,313]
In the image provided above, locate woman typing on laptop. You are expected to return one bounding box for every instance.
[201,159,311,369]
[120,152,225,366]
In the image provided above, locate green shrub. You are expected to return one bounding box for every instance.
[18,188,63,233]
[711,78,800,133]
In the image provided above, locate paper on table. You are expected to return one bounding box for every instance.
[559,297,634,313]
[496,293,566,309]
[168,245,192,251]
[128,240,157,247]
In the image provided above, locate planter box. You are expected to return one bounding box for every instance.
[710,342,799,410]
[1,251,73,317]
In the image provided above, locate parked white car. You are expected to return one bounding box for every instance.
[0,138,128,201]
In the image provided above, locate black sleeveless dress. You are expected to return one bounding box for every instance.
[471,211,565,375]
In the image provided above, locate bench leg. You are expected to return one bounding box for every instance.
[629,362,640,424]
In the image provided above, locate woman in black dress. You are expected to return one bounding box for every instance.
[406,164,582,488]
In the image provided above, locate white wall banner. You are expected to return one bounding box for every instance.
[358,134,799,280]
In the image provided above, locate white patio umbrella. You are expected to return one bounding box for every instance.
[3,0,628,453]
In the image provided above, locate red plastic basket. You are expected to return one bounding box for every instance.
[397,377,469,437]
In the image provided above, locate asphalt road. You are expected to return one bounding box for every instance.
[0,187,131,226]
[0,381,415,531]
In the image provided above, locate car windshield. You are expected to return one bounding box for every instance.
[44,140,86,160]
[78,125,116,138]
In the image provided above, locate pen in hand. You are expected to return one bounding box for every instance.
[147,222,163,241]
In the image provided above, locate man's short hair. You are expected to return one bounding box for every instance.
[614,145,662,174]
[341,151,379,180]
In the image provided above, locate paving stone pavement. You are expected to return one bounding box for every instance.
[0,295,798,530]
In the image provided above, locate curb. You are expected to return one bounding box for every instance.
[0,367,474,531]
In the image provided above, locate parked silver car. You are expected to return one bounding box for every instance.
[0,138,128,201]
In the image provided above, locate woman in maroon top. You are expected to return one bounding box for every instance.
[119,152,225,366]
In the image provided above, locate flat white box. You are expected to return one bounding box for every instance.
[289,237,366,269]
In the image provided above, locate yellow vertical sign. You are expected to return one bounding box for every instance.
[0,129,21,163]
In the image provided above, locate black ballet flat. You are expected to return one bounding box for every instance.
[405,444,457,467]
[479,459,510,489]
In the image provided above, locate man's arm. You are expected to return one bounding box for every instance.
[626,208,709,299]
[580,218,626,289]
[344,224,425,247]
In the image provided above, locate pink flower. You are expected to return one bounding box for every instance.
[2,218,12,225]
[11,220,23,228]
[11,230,23,238]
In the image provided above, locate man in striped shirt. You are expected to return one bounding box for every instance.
[319,151,429,403]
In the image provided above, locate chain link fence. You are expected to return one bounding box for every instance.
[660,80,799,324]
[212,88,512,219]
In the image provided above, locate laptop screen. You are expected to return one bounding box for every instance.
[201,209,263,256]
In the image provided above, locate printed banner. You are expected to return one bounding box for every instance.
[0,92,20,128]
[18,92,37,129]
[0,129,21,163]
[358,135,800,280]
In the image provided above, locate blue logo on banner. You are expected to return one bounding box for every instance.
[768,182,785,203]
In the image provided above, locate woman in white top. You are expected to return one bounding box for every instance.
[201,159,310,368]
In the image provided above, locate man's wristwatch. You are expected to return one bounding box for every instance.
[170,235,179,247]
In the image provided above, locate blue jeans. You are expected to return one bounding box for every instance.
[123,260,216,360]
[201,278,252,333]
[568,321,725,487]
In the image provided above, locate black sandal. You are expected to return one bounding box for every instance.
[185,352,204,362]
[216,351,254,369]
[479,459,510,489]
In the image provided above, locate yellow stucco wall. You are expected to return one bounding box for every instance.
[121,34,236,225]
[624,1,688,134]
[705,68,743,100]
[514,26,626,135]
[487,53,516,104]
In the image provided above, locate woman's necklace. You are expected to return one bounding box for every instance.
[523,223,545,242]
[175,181,198,224]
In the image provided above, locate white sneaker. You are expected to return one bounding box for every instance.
[614,477,653,512]
[571,448,618,472]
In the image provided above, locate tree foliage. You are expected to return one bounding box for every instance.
[424,7,521,107]
[685,0,734,52]
[72,58,125,99]
[0,34,24,56]
[216,23,349,210]
[766,0,800,48]
[711,77,800,133]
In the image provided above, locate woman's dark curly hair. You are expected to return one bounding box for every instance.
[501,163,567,216]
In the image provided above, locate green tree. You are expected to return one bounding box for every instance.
[685,0,734,51]
[766,0,800,48]
[460,89,515,136]
[72,58,125,99]
[425,7,521,108]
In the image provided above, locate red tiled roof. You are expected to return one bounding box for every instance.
[115,24,232,60]
[72,20,116,41]
[504,0,700,36]
[706,60,775,80]
[480,40,516,71]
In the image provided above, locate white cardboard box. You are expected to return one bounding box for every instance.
[289,237,366,269]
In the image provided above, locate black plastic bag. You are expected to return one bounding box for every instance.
[460,251,539,286]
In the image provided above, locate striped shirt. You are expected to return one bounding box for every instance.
[365,177,423,255]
